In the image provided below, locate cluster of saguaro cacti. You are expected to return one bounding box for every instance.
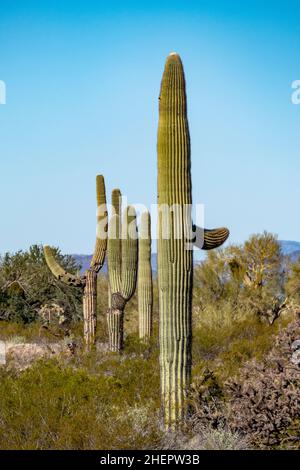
[41,52,229,432]
[138,211,153,341]
[107,189,138,352]
[44,175,107,350]
[157,53,229,429]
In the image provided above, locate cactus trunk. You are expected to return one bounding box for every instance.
[138,211,153,341]
[83,269,97,349]
[107,310,124,352]
[157,53,193,428]
[107,293,126,352]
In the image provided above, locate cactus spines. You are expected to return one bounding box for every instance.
[157,53,229,428]
[107,201,138,352]
[138,211,153,341]
[44,175,108,349]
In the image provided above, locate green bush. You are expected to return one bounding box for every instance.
[0,245,82,323]
[0,350,162,449]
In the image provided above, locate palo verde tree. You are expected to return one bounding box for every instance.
[229,232,285,323]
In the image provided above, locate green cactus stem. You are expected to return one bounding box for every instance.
[138,211,153,341]
[44,175,107,350]
[83,269,97,347]
[157,53,229,429]
[44,246,85,288]
[107,188,122,313]
[107,200,138,352]
[112,188,122,217]
[91,175,108,271]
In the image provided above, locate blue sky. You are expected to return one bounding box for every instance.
[0,0,300,254]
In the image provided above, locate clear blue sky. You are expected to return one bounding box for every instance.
[0,0,299,254]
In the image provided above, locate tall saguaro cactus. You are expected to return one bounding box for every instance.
[107,193,138,352]
[44,175,107,350]
[138,211,153,341]
[157,53,229,428]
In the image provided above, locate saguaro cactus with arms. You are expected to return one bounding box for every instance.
[107,192,138,352]
[157,53,229,428]
[44,175,107,350]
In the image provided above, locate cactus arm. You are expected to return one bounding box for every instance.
[90,175,108,272]
[43,246,85,288]
[193,226,230,250]
[203,227,229,249]
[107,213,122,294]
[112,188,122,217]
[107,188,122,293]
[121,206,138,301]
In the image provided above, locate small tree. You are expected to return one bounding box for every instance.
[194,232,285,323]
[286,255,300,304]
[194,249,233,308]
[0,245,81,323]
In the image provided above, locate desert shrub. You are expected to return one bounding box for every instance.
[286,255,300,306]
[0,320,69,343]
[193,232,286,324]
[192,302,290,380]
[0,245,82,323]
[226,319,300,449]
[185,425,250,450]
[190,368,226,429]
[0,232,297,450]
[0,345,162,449]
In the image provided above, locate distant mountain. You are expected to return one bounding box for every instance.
[71,254,158,275]
[279,240,300,262]
[71,240,300,275]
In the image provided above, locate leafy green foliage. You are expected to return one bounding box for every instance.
[0,245,82,323]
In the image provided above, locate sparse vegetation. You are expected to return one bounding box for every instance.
[0,231,299,449]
